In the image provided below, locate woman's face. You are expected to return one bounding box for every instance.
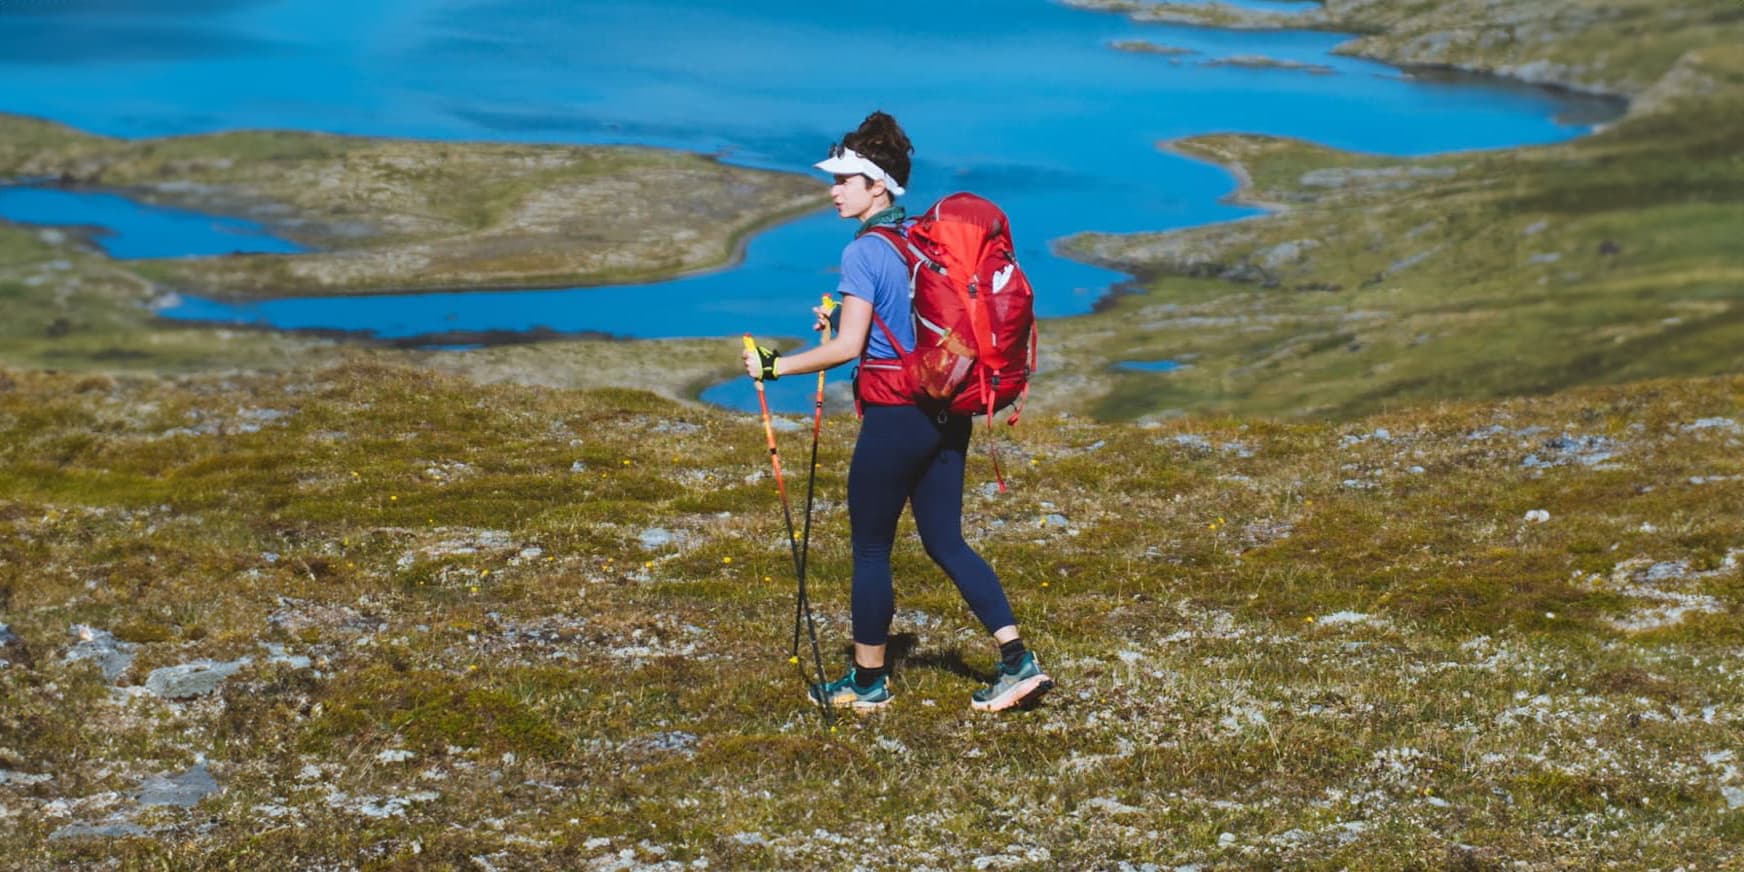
[830,174,886,221]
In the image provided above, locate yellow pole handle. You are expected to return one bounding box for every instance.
[743,334,766,383]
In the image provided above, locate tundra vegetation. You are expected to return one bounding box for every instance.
[1,364,1741,868]
[1,0,1741,867]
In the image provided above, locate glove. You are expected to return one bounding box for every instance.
[754,343,781,381]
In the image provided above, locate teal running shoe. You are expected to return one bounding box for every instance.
[809,669,893,711]
[971,652,1054,712]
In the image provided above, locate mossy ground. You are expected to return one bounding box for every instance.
[2,363,1740,868]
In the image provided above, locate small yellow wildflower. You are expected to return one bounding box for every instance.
[723,556,733,565]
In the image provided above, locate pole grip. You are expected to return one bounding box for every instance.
[820,295,838,339]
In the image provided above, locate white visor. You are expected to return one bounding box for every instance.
[813,146,905,197]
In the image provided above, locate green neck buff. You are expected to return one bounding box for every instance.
[857,204,906,235]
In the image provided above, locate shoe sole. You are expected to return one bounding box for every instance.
[811,693,893,712]
[971,674,1055,712]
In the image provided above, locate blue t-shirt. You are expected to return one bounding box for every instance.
[837,229,916,360]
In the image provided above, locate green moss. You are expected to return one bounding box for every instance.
[305,665,567,759]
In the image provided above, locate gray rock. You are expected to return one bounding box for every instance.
[0,769,52,786]
[1684,417,1740,432]
[138,763,220,808]
[1171,434,1213,452]
[65,625,137,683]
[0,622,28,669]
[1298,166,1455,189]
[651,419,702,435]
[639,527,678,550]
[259,642,312,670]
[145,659,247,699]
[50,820,149,840]
[1642,562,1690,583]
[629,731,699,756]
[1042,514,1071,528]
[1385,249,1438,276]
[1259,239,1320,270]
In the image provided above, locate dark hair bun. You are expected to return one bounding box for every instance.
[842,111,914,189]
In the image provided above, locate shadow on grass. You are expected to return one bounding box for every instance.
[888,633,996,685]
[819,633,996,683]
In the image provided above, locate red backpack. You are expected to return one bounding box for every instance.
[857,192,1038,488]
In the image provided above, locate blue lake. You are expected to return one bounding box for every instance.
[0,0,1616,411]
[0,184,307,259]
[1116,359,1188,373]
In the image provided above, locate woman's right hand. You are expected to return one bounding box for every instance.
[812,298,841,336]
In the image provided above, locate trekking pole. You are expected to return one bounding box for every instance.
[792,295,836,662]
[744,334,835,727]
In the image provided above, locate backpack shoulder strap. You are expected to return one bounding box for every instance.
[858,224,907,263]
[854,225,922,361]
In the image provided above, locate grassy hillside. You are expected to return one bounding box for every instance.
[1,363,1741,867]
[1047,2,1744,421]
[1071,0,1740,97]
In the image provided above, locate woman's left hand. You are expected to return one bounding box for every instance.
[743,342,780,380]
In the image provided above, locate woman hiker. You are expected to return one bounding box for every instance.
[740,111,1053,713]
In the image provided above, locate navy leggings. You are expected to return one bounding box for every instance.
[848,404,1017,646]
